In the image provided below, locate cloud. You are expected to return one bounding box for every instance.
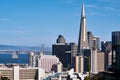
[98,0,120,5]
[88,12,97,16]
[95,0,120,12]
[86,4,97,8]
[103,6,120,12]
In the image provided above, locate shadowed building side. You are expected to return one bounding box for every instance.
[112,31,120,72]
[52,35,77,69]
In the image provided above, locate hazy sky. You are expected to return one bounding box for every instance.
[0,0,120,47]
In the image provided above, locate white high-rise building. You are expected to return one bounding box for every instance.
[28,52,37,67]
[13,66,19,80]
[91,48,97,73]
[38,55,62,72]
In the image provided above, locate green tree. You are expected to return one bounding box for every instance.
[84,76,90,80]
[1,76,10,80]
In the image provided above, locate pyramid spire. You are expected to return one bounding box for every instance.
[81,3,86,18]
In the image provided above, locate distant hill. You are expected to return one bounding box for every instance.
[0,45,52,52]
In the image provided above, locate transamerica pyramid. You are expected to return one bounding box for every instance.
[78,3,89,53]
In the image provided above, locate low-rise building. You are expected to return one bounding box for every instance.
[0,66,45,80]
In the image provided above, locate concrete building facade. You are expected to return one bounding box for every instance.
[91,48,97,73]
[28,52,36,67]
[87,31,100,50]
[73,56,84,73]
[97,52,105,72]
[38,55,62,72]
[0,66,45,80]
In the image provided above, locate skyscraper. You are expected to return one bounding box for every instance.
[52,35,77,68]
[56,35,66,44]
[112,31,120,72]
[78,3,89,53]
[91,39,98,73]
[101,41,112,70]
[75,3,91,73]
[87,31,100,50]
[91,48,105,73]
[94,36,100,50]
[28,52,36,67]
[87,31,94,49]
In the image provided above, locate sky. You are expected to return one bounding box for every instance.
[0,0,120,47]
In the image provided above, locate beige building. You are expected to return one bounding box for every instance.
[91,48,105,73]
[73,50,105,74]
[97,52,105,72]
[73,55,84,73]
[56,62,62,73]
[107,51,112,69]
